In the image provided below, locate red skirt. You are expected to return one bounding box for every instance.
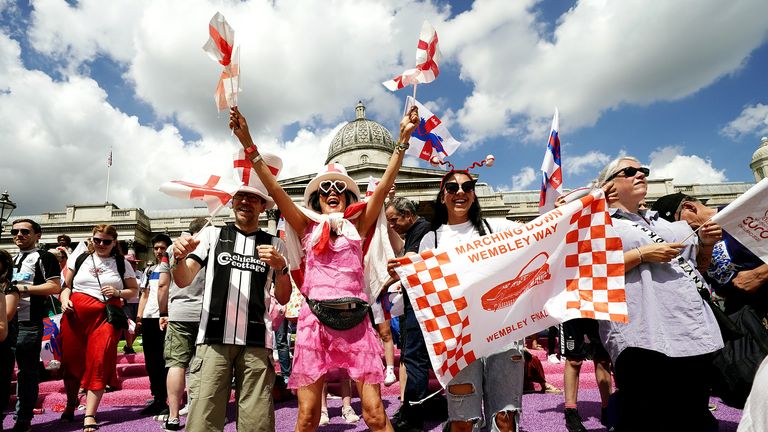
[60,292,122,391]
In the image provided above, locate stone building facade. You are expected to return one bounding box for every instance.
[0,103,759,261]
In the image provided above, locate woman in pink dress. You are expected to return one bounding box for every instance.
[230,105,418,432]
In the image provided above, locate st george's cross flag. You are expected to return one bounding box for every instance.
[539,108,563,213]
[159,175,240,216]
[214,46,240,111]
[383,21,442,91]
[394,190,627,386]
[404,96,460,163]
[712,178,768,264]
[203,12,240,110]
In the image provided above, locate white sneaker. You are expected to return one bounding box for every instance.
[384,367,397,386]
[548,354,561,364]
[178,404,189,416]
[341,406,360,423]
[319,409,330,426]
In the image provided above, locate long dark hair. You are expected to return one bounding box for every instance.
[431,170,487,235]
[307,190,359,213]
[0,249,12,288]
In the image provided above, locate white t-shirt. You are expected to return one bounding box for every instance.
[68,253,137,301]
[142,257,170,318]
[418,219,520,253]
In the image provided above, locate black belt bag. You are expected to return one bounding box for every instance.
[306,297,370,330]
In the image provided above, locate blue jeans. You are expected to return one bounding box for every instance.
[275,320,295,380]
[14,322,43,422]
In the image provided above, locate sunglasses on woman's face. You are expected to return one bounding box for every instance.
[319,180,347,196]
[10,228,31,236]
[605,166,650,182]
[444,181,476,194]
[92,237,114,246]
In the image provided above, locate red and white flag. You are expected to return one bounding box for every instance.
[203,12,235,66]
[159,175,240,217]
[365,176,380,200]
[404,96,460,163]
[394,190,627,386]
[539,108,563,213]
[203,12,239,110]
[383,21,442,91]
[712,178,768,264]
[214,46,240,111]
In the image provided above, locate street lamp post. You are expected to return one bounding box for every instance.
[0,191,17,242]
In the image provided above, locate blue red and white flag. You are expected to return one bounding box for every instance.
[383,21,442,91]
[712,178,768,264]
[404,96,460,163]
[539,108,563,213]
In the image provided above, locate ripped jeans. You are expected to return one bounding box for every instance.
[446,346,524,431]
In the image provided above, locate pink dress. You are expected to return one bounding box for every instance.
[288,222,385,389]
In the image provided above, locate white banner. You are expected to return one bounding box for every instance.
[712,178,768,264]
[394,190,627,386]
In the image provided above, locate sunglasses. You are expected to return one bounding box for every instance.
[92,237,114,246]
[233,193,262,203]
[319,180,347,196]
[10,228,32,236]
[605,166,650,182]
[444,181,476,194]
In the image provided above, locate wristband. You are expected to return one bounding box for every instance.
[244,145,258,155]
[159,312,168,318]
[250,154,263,164]
[395,141,410,152]
[636,247,644,263]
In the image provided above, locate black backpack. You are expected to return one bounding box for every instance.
[710,305,768,408]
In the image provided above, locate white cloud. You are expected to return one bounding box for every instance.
[447,0,768,142]
[509,166,537,190]
[721,103,768,139]
[648,146,727,184]
[565,151,611,175]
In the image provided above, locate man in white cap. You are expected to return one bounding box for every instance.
[171,153,292,432]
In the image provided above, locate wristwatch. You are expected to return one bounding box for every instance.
[395,141,410,152]
[278,264,289,276]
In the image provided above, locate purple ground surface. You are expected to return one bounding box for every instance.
[4,389,742,431]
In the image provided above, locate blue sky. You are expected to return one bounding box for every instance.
[1,0,767,214]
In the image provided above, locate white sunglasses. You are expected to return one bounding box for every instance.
[319,180,347,196]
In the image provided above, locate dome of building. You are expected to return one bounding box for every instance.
[326,101,396,166]
[750,137,768,181]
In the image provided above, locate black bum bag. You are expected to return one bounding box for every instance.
[305,297,370,330]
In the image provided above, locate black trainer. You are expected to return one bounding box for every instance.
[565,408,588,432]
[164,417,181,431]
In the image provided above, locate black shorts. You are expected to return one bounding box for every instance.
[559,318,608,360]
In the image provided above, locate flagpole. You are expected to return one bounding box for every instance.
[412,83,418,100]
[105,148,112,203]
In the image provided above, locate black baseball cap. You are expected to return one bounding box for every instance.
[651,192,692,222]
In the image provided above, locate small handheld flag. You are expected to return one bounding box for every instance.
[539,108,563,213]
[383,21,442,92]
[404,96,460,164]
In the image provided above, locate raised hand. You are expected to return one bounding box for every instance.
[399,105,419,143]
[173,235,200,261]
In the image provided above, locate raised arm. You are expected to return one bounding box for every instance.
[358,105,419,237]
[230,107,309,234]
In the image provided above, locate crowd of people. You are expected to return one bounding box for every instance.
[0,108,766,432]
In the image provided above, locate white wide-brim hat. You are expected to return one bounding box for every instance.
[233,150,283,209]
[303,163,361,207]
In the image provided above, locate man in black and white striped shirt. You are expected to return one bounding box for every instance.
[172,182,291,432]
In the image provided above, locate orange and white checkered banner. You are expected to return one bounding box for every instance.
[394,190,628,386]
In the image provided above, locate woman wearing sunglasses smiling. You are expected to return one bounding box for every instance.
[595,157,723,432]
[230,105,418,431]
[412,169,525,432]
[59,225,139,431]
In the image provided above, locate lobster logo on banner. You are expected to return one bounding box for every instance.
[481,252,551,312]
